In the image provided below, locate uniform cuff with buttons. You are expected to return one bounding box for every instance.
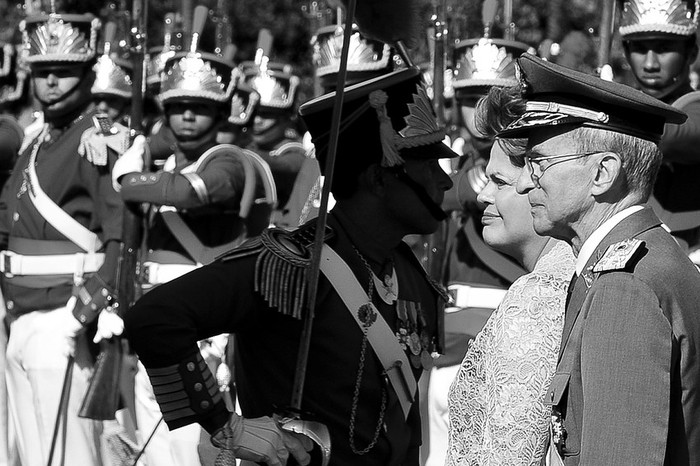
[144,350,229,431]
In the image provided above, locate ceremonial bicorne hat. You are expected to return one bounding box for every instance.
[498,54,687,142]
[619,0,699,39]
[159,6,235,108]
[91,22,132,100]
[312,24,394,92]
[239,29,300,116]
[20,11,100,67]
[299,67,456,186]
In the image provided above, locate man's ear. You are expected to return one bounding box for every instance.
[591,151,623,196]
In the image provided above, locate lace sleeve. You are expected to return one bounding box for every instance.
[446,242,574,466]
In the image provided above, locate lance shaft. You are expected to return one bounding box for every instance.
[291,0,357,411]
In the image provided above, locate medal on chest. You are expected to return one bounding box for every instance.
[395,299,435,370]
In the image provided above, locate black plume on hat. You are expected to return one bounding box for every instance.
[499,54,687,142]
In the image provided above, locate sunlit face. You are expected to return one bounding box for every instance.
[383,157,453,235]
[625,37,692,99]
[477,141,544,258]
[515,129,596,241]
[166,101,218,140]
[32,65,88,117]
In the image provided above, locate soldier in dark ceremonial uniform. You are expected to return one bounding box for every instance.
[125,67,456,466]
[0,11,127,466]
[619,0,700,251]
[111,8,275,464]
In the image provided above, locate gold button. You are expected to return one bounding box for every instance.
[12,212,18,221]
[200,401,210,409]
[186,362,196,371]
[194,383,203,392]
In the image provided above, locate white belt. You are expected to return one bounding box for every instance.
[446,284,507,311]
[0,250,105,277]
[142,262,199,285]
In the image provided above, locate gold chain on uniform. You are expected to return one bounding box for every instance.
[348,246,387,455]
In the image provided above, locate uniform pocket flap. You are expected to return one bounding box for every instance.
[544,372,570,407]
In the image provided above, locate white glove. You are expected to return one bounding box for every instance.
[599,64,614,82]
[93,309,125,343]
[53,297,84,356]
[112,135,147,192]
[211,412,312,466]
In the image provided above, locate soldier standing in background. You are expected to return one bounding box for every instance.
[240,29,310,229]
[111,7,275,464]
[619,0,700,253]
[1,10,127,466]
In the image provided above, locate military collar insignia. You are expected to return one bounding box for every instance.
[593,238,644,273]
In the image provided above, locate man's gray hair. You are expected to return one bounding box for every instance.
[570,127,662,201]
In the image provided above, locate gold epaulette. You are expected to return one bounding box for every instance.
[592,238,644,273]
[78,116,130,166]
[255,223,334,319]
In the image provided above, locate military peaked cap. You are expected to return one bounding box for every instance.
[499,54,687,142]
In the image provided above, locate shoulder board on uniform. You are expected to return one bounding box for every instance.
[592,238,644,273]
[78,116,130,166]
[217,236,265,262]
[255,222,335,319]
[269,141,306,158]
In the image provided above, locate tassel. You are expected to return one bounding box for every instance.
[369,90,404,167]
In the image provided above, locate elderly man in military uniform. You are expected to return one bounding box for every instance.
[500,54,700,465]
[125,67,456,466]
[0,11,127,466]
[619,0,700,251]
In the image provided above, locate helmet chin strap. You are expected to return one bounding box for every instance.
[391,167,448,221]
[33,69,87,108]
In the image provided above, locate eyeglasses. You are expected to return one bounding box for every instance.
[524,151,601,188]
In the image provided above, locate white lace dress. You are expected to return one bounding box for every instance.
[445,241,575,466]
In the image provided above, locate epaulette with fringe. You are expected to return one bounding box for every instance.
[255,223,334,319]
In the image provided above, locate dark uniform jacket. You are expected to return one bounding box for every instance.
[120,146,246,264]
[552,207,700,465]
[0,107,123,316]
[125,210,446,466]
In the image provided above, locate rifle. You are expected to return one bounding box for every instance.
[79,0,147,420]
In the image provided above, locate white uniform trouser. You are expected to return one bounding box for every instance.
[424,364,460,466]
[134,361,202,466]
[6,307,103,466]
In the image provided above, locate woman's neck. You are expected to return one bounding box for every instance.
[521,236,557,272]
